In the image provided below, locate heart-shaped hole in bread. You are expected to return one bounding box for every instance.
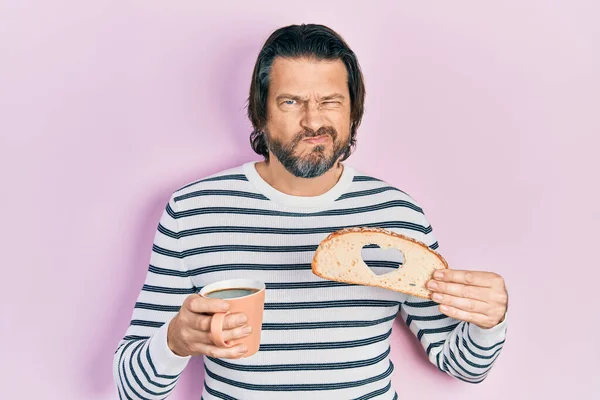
[361,244,405,276]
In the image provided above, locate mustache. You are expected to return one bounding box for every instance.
[293,126,338,143]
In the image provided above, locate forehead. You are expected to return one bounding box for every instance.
[269,57,349,96]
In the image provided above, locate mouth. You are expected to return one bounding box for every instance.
[302,135,331,144]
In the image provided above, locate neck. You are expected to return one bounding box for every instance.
[255,157,344,197]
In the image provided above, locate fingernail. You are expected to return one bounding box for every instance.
[219,302,229,311]
[427,281,438,289]
[239,315,248,325]
[237,346,248,354]
[434,271,444,279]
[440,305,449,312]
[242,326,252,334]
[432,293,443,302]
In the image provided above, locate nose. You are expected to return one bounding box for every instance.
[300,101,325,133]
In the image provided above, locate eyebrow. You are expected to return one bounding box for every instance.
[319,93,346,101]
[275,93,346,102]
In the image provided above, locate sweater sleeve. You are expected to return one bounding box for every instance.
[113,196,195,399]
[398,213,507,383]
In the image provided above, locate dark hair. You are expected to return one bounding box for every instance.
[247,24,366,161]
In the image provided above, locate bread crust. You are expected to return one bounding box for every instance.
[311,227,449,299]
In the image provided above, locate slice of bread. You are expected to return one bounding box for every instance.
[311,227,449,299]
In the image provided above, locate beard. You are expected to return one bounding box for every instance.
[265,126,349,178]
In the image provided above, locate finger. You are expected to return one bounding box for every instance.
[179,327,250,348]
[193,342,249,359]
[427,280,492,302]
[438,305,492,327]
[222,325,252,343]
[185,295,229,314]
[222,313,248,330]
[433,270,497,288]
[431,292,489,314]
[194,313,248,332]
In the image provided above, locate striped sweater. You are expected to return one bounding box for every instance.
[113,161,507,399]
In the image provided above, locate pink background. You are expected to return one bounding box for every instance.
[1,1,598,399]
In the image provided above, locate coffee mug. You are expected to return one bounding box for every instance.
[199,278,266,358]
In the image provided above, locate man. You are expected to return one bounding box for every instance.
[114,23,508,399]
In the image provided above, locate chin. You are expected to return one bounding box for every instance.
[298,152,329,165]
[298,144,329,156]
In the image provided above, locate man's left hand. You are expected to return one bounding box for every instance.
[427,270,508,329]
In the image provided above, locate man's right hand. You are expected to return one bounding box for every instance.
[166,294,251,358]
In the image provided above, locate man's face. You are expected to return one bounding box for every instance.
[264,57,352,178]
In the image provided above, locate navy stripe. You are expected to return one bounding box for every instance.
[148,264,191,277]
[266,281,353,289]
[135,299,397,313]
[207,347,391,372]
[177,174,248,191]
[337,186,404,201]
[264,300,399,310]
[454,334,496,369]
[135,302,181,313]
[128,341,173,397]
[135,341,175,389]
[119,363,136,400]
[447,348,488,377]
[122,335,149,342]
[158,220,430,239]
[403,300,438,308]
[263,314,396,330]
[405,313,449,326]
[430,241,440,250]
[117,341,136,400]
[131,320,163,328]
[426,339,445,355]
[168,200,424,219]
[149,262,311,278]
[440,352,452,377]
[352,381,392,400]
[156,223,175,238]
[444,361,486,383]
[153,244,318,259]
[116,337,143,354]
[200,279,395,293]
[466,323,505,351]
[417,323,459,341]
[145,342,180,380]
[142,284,196,295]
[204,382,236,400]
[119,341,151,400]
[166,202,178,218]
[353,176,382,182]
[174,189,268,203]
[461,324,504,359]
[259,329,392,351]
[149,260,402,278]
[366,260,404,269]
[204,361,394,391]
[462,337,503,360]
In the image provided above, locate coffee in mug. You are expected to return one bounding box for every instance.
[205,288,260,299]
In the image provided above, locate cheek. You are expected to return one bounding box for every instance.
[331,113,351,138]
[267,111,301,136]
